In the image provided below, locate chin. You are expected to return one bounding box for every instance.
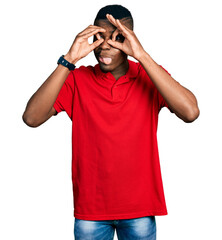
[99,62,115,72]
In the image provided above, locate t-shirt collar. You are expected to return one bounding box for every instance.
[94,59,139,83]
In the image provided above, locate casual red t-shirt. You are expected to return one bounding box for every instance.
[53,59,173,220]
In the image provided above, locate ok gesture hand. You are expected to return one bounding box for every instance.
[66,25,106,63]
[106,14,146,61]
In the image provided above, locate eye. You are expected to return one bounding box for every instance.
[94,33,104,42]
[115,34,125,42]
[98,33,105,39]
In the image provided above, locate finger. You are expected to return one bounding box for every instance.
[115,19,130,36]
[95,33,101,40]
[107,39,123,50]
[107,14,129,37]
[79,26,106,36]
[106,14,118,28]
[83,27,106,37]
[112,29,122,41]
[89,38,104,50]
[116,19,130,31]
[82,28,105,39]
[85,25,106,32]
[105,15,123,42]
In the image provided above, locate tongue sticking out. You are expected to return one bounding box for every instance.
[100,57,112,65]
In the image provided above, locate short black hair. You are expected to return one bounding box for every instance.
[94,4,133,30]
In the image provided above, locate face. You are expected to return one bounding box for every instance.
[93,19,131,75]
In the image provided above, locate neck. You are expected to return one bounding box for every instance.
[111,59,129,80]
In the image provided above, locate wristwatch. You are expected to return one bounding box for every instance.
[57,55,76,71]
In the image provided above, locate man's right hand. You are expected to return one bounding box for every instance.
[22,25,106,127]
[64,25,106,63]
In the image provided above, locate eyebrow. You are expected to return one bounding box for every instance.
[100,29,116,34]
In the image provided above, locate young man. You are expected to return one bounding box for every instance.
[22,4,199,240]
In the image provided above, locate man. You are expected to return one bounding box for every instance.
[22,4,199,240]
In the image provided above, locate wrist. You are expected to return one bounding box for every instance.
[64,53,78,65]
[57,55,76,71]
[136,50,148,62]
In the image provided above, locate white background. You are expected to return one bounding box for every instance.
[0,0,221,239]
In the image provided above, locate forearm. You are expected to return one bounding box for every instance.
[138,51,200,122]
[23,55,78,127]
[23,23,106,127]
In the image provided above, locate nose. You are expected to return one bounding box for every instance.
[100,38,111,50]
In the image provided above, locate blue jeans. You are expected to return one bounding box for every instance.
[74,216,156,240]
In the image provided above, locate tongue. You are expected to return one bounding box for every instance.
[103,57,112,64]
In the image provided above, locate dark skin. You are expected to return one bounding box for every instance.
[105,14,199,122]
[22,18,125,127]
[93,18,133,80]
[22,14,199,127]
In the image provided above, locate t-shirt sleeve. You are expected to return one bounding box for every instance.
[156,65,174,113]
[53,71,75,119]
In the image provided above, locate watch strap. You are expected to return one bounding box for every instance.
[57,55,76,71]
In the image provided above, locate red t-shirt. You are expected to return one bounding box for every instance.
[53,59,173,220]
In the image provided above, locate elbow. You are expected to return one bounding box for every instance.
[22,112,40,128]
[183,105,200,123]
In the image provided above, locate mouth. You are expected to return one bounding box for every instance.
[98,55,113,65]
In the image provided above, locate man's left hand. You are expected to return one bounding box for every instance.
[106,14,146,61]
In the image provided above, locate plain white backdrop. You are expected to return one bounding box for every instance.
[1,0,221,239]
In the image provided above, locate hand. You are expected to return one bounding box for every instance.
[65,25,106,63]
[105,14,146,61]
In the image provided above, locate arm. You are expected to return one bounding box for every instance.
[22,62,75,127]
[105,14,200,123]
[22,25,105,127]
[138,52,200,122]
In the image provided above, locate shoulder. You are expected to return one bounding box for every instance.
[74,64,95,73]
[72,64,96,78]
[70,64,99,87]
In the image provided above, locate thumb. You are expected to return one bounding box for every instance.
[90,38,104,51]
[107,39,122,50]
